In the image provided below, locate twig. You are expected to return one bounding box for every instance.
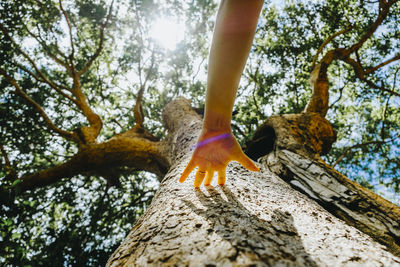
[0,68,78,142]
[380,94,391,140]
[349,0,395,53]
[77,0,114,77]
[8,60,78,104]
[365,54,400,75]
[381,68,400,140]
[332,135,399,167]
[59,0,76,74]
[231,122,247,140]
[247,60,266,119]
[0,24,72,94]
[133,47,156,128]
[23,24,70,70]
[312,25,353,69]
[192,57,206,85]
[329,81,349,109]
[344,56,400,97]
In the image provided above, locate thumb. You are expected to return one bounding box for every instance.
[237,152,259,172]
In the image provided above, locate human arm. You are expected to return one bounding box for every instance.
[179,0,264,188]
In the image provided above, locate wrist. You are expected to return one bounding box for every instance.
[203,109,232,132]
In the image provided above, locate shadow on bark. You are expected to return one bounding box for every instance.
[183,186,318,266]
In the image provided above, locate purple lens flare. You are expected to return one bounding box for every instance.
[191,133,231,150]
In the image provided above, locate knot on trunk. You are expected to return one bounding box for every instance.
[246,113,336,160]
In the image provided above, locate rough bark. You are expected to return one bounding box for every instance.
[265,149,400,258]
[18,128,170,192]
[107,98,400,266]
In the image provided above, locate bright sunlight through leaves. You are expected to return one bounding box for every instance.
[149,17,185,50]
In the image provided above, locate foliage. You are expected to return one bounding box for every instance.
[238,0,400,201]
[0,0,399,265]
[0,0,216,265]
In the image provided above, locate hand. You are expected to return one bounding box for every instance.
[179,128,259,188]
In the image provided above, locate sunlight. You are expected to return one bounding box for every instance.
[149,17,185,50]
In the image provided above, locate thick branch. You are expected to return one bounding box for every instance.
[76,0,114,77]
[1,23,102,144]
[0,22,105,144]
[17,134,169,192]
[0,68,78,142]
[267,149,400,257]
[304,50,339,116]
[67,78,103,144]
[133,86,146,128]
[306,1,399,115]
[306,46,399,117]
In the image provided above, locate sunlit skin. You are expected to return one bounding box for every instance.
[179,0,264,188]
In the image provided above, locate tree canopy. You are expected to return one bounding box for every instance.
[0,0,399,265]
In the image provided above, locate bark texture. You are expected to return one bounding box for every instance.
[19,129,169,190]
[265,149,400,258]
[107,98,400,266]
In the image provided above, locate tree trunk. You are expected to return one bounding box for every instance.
[107,98,400,266]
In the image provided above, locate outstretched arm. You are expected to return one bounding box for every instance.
[180,0,264,188]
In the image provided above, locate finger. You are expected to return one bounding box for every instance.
[179,159,196,183]
[194,169,207,188]
[204,170,214,186]
[217,168,226,186]
[237,153,259,172]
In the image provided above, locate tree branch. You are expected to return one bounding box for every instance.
[133,49,155,128]
[35,23,68,60]
[312,25,353,69]
[306,1,399,116]
[329,81,348,109]
[304,50,337,116]
[365,54,400,74]
[0,22,104,144]
[0,144,18,181]
[231,122,247,140]
[349,0,396,53]
[17,134,169,192]
[8,60,78,104]
[332,136,398,167]
[381,68,399,139]
[0,68,78,142]
[275,149,400,257]
[23,24,71,70]
[0,23,72,94]
[59,0,76,75]
[343,55,400,96]
[380,94,391,140]
[76,0,114,77]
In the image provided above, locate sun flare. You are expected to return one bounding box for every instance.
[149,17,185,50]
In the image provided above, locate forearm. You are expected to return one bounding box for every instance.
[204,0,263,131]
